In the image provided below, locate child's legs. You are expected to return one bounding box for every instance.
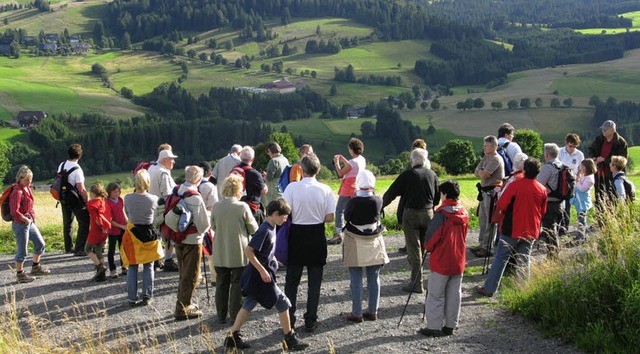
[365,265,381,314]
[232,296,258,332]
[425,271,447,330]
[86,242,105,266]
[348,267,364,316]
[142,262,154,298]
[126,264,138,301]
[107,234,118,271]
[274,290,293,334]
[443,274,462,329]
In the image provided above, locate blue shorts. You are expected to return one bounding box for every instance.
[242,287,291,313]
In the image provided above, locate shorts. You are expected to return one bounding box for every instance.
[85,241,105,259]
[242,289,291,313]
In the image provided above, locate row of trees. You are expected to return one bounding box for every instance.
[455,97,574,110]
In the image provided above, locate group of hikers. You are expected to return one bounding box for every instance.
[4,118,634,350]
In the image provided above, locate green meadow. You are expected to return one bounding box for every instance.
[628,146,640,173]
[574,11,640,35]
[0,0,106,35]
[550,70,640,101]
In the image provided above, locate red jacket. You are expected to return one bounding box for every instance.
[10,184,35,224]
[498,178,548,239]
[87,198,112,245]
[423,200,468,276]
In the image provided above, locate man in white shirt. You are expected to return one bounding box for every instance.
[283,154,335,332]
[59,144,90,256]
[149,149,179,271]
[212,144,242,200]
[558,133,584,235]
[497,123,523,172]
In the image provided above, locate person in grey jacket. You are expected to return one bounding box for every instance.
[537,143,563,258]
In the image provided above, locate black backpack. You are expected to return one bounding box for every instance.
[547,163,576,200]
[613,173,636,202]
[50,162,80,206]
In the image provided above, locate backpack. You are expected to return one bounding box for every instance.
[133,161,156,175]
[1,184,16,222]
[277,165,293,193]
[229,164,253,192]
[50,162,79,203]
[547,163,576,200]
[613,173,636,202]
[496,142,513,175]
[160,186,200,244]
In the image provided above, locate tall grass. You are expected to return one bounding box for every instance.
[502,201,640,352]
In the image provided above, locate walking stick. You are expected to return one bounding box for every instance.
[397,250,429,328]
[202,255,211,305]
[482,192,497,275]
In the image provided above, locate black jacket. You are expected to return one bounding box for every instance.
[382,166,440,210]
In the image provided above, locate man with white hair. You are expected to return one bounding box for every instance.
[537,143,564,258]
[382,148,440,293]
[588,120,628,209]
[149,149,179,271]
[174,165,211,321]
[212,144,242,200]
[231,146,268,224]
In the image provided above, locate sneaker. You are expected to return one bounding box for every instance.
[283,331,309,351]
[163,258,179,272]
[175,304,202,321]
[17,272,36,283]
[442,326,454,336]
[402,284,424,294]
[154,259,164,271]
[327,234,342,245]
[121,268,128,276]
[363,311,377,321]
[303,321,317,333]
[94,265,107,282]
[128,299,138,307]
[419,328,443,337]
[109,270,119,279]
[345,312,363,323]
[474,285,493,297]
[141,297,152,306]
[30,264,51,276]
[398,246,407,254]
[224,331,251,349]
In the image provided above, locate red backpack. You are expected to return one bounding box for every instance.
[229,164,253,191]
[1,184,17,222]
[133,161,156,175]
[160,186,200,244]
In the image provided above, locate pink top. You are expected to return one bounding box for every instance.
[10,184,35,224]
[338,155,366,197]
[106,197,126,235]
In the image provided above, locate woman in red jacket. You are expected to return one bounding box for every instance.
[10,165,50,283]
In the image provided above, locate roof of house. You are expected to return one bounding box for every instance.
[16,111,47,122]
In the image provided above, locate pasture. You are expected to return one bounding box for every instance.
[574,11,640,35]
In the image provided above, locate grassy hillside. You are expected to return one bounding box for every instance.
[574,11,640,35]
[0,0,106,35]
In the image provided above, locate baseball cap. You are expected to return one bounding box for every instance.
[600,120,616,130]
[158,150,178,161]
[356,170,376,190]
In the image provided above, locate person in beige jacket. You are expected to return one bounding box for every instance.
[211,174,259,324]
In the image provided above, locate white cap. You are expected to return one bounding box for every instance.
[356,170,376,190]
[158,150,178,161]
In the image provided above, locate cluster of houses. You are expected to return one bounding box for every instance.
[238,77,308,94]
[0,33,90,56]
[14,111,47,130]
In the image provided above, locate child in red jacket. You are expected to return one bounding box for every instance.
[419,180,468,337]
[86,184,112,282]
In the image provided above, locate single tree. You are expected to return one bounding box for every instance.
[330,83,337,96]
[473,98,485,109]
[563,98,573,108]
[520,97,531,109]
[360,121,376,137]
[434,139,476,175]
[589,95,601,107]
[420,101,429,110]
[430,99,440,110]
[534,97,543,108]
[550,97,561,108]
[507,99,518,109]
[514,129,544,159]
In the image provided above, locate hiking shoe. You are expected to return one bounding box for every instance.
[17,272,36,284]
[94,265,107,282]
[163,258,179,272]
[419,328,443,337]
[398,246,407,254]
[442,326,454,336]
[472,248,493,258]
[224,331,251,349]
[474,285,493,297]
[283,331,309,351]
[402,284,424,294]
[327,234,342,245]
[30,264,51,276]
[120,268,128,276]
[345,312,363,323]
[141,297,152,306]
[175,304,202,321]
[363,311,377,321]
[109,270,119,279]
[303,321,317,332]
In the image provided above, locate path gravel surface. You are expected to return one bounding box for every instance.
[0,231,581,353]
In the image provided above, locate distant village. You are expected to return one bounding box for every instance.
[0,32,90,56]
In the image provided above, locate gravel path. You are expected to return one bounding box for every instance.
[0,231,580,353]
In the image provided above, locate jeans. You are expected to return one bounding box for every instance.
[127,263,154,301]
[61,201,90,253]
[402,208,433,289]
[348,265,381,317]
[13,221,46,263]
[335,196,351,234]
[285,264,324,327]
[214,266,244,321]
[107,232,123,271]
[483,234,535,294]
[425,272,462,330]
[174,243,202,315]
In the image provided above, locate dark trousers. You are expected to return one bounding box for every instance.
[107,232,124,271]
[174,243,202,315]
[285,264,323,327]
[541,201,563,258]
[214,266,244,321]
[61,201,90,253]
[559,200,571,235]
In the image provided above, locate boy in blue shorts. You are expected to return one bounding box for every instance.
[224,198,309,351]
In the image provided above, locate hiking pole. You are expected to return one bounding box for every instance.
[202,255,211,305]
[482,192,497,275]
[398,250,429,328]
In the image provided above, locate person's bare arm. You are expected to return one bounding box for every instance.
[76,182,88,202]
[324,212,335,223]
[245,245,271,283]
